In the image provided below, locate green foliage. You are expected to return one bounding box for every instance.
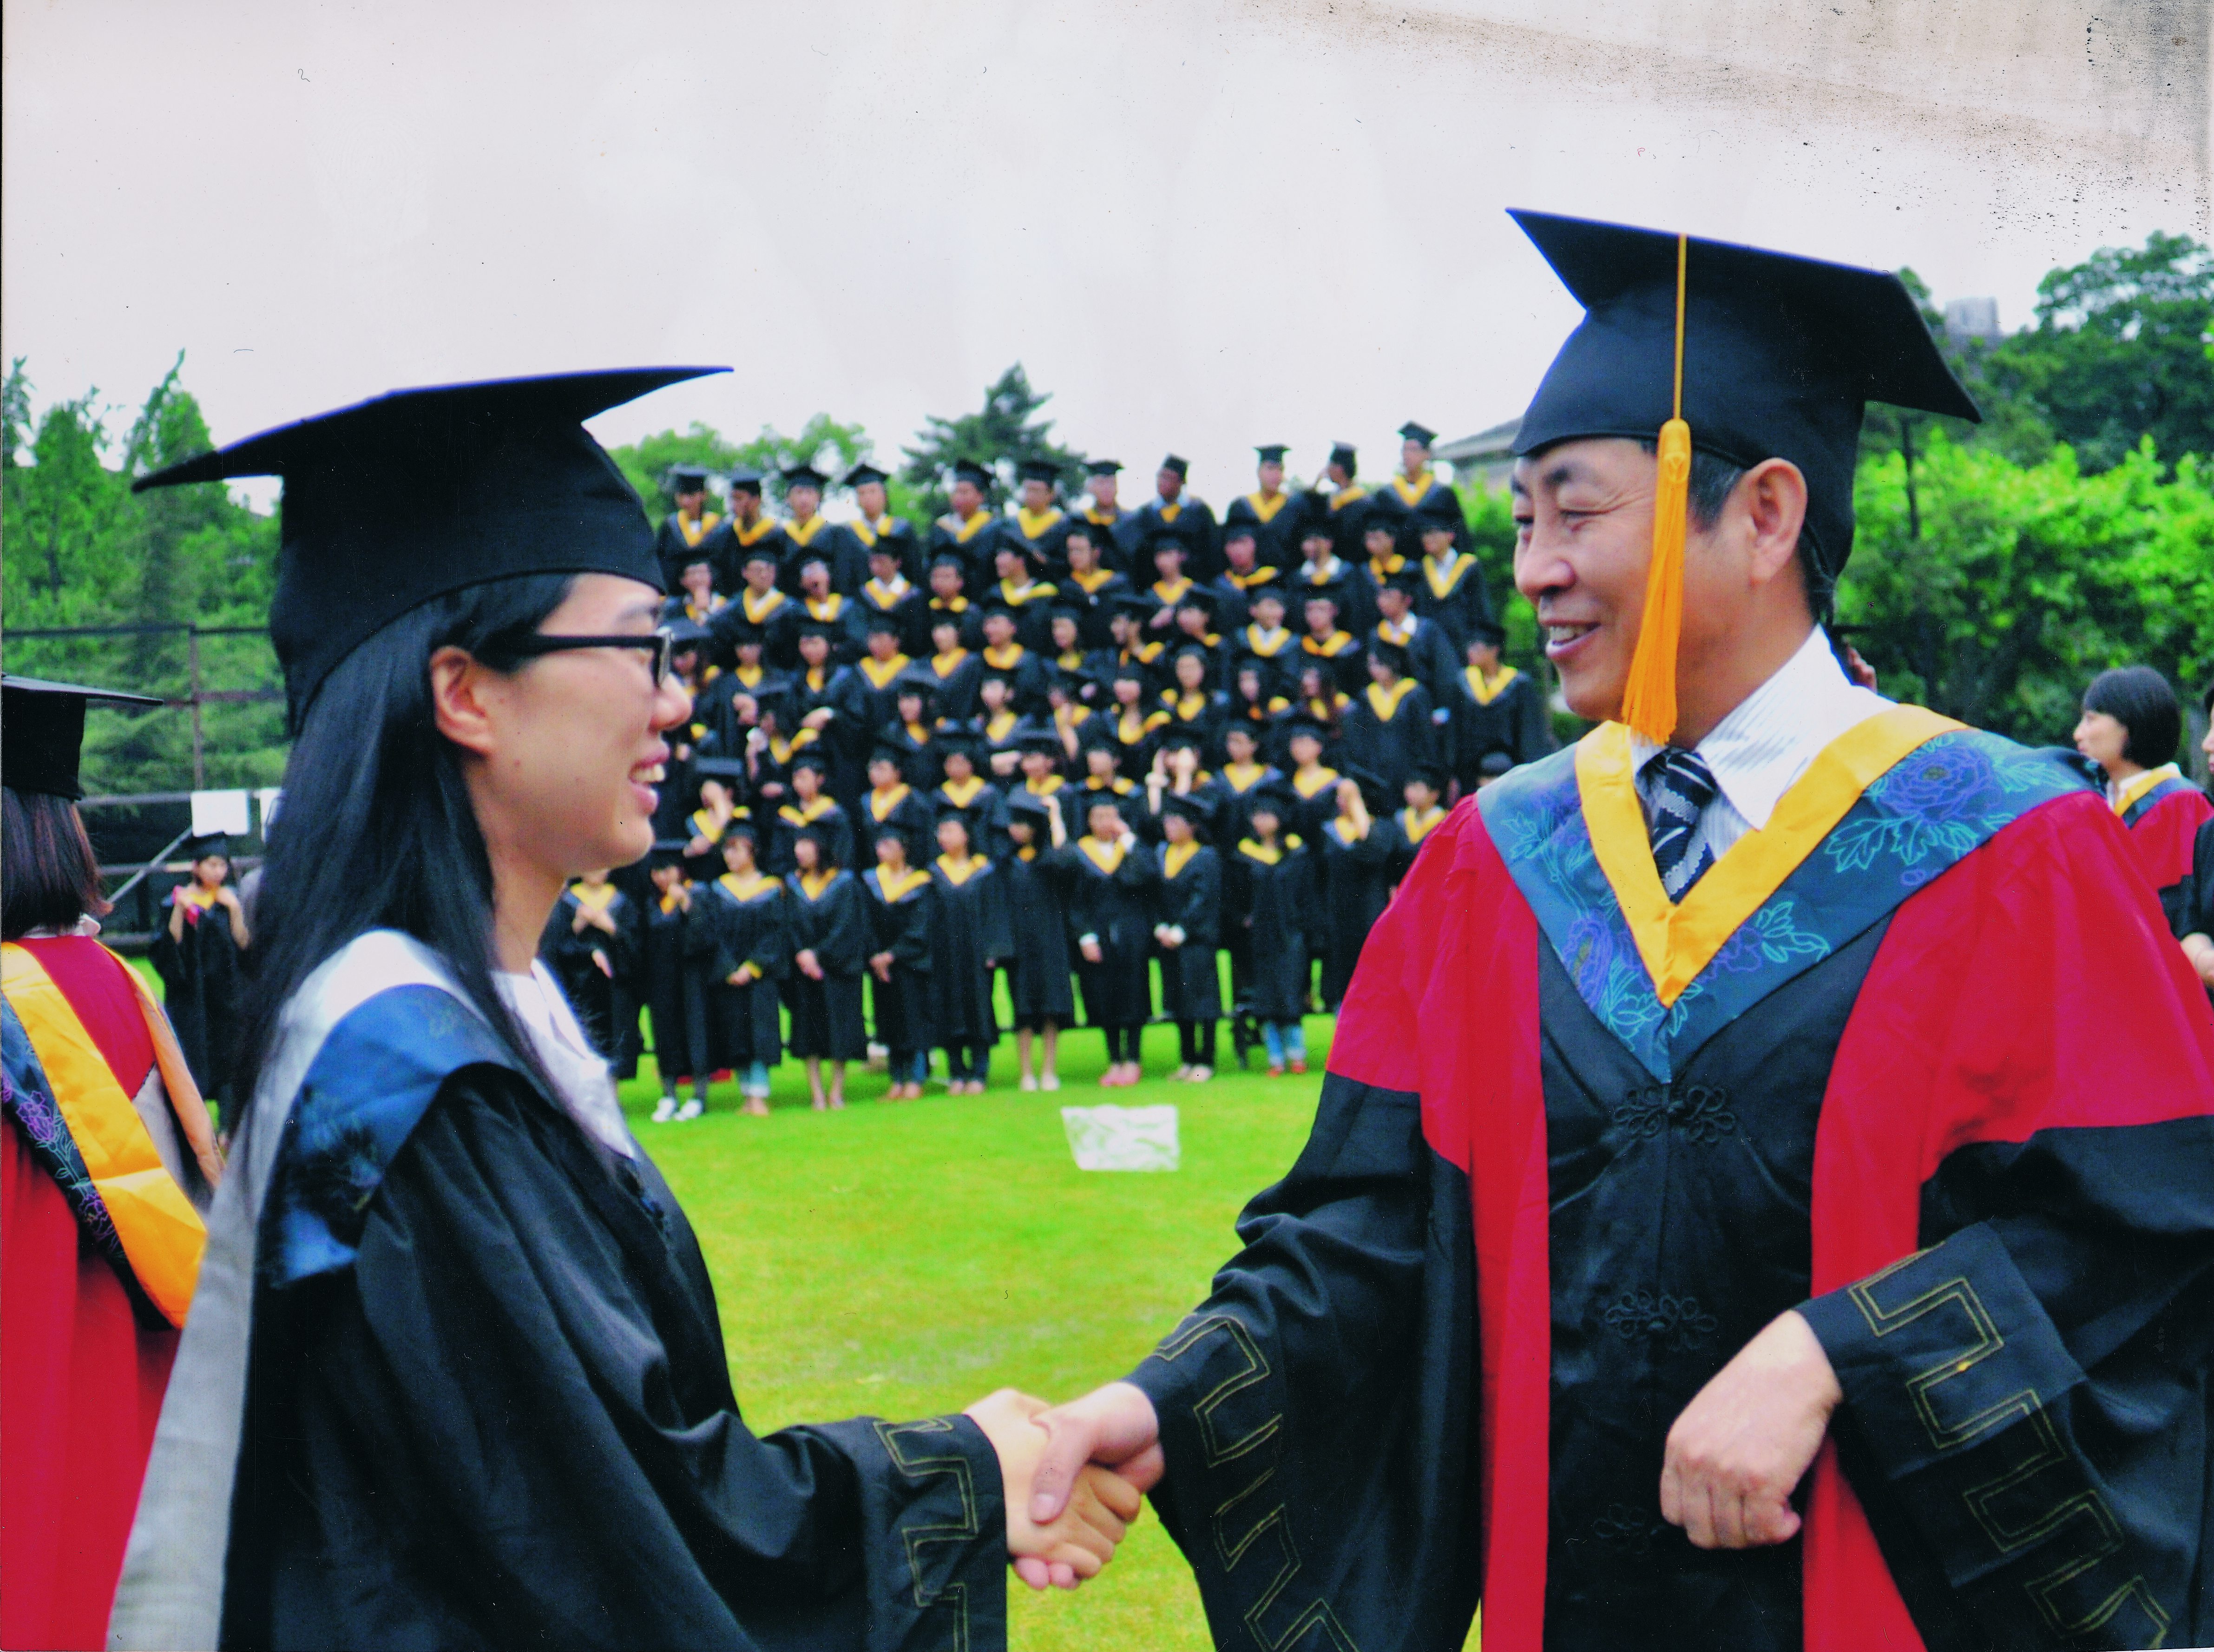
[900,363,1088,520]
[1841,434,2214,741]
[610,414,877,524]
[0,356,283,794]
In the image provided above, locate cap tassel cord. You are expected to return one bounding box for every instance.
[1619,232,1691,745]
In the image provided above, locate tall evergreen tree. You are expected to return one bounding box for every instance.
[900,363,1087,519]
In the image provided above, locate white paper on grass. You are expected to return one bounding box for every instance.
[1060,1104,1180,1172]
[190,789,251,837]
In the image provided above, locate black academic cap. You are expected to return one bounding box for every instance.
[893,666,940,698]
[1507,209,1979,577]
[862,609,905,636]
[667,463,710,491]
[1159,790,1212,824]
[740,542,782,570]
[867,743,911,769]
[1245,780,1294,816]
[1159,454,1190,479]
[781,462,828,490]
[1158,723,1205,752]
[1221,520,1259,545]
[1004,789,1053,820]
[1398,421,1438,448]
[1085,458,1123,477]
[1,676,164,801]
[1409,760,1449,791]
[795,618,842,642]
[727,467,765,494]
[1145,529,1188,559]
[1255,444,1289,464]
[930,549,969,573]
[666,616,714,652]
[133,368,727,724]
[1017,459,1059,485]
[1175,586,1219,617]
[1245,584,1288,609]
[1380,567,1423,595]
[788,748,831,774]
[1469,618,1507,646]
[1284,712,1331,743]
[1016,725,1063,755]
[1328,442,1358,471]
[184,832,232,861]
[1478,750,1516,779]
[1110,593,1159,619]
[1369,639,1411,674]
[842,461,890,488]
[721,814,762,844]
[1340,764,1390,807]
[1300,585,1344,610]
[649,838,691,868]
[934,725,981,759]
[952,459,993,489]
[932,794,984,824]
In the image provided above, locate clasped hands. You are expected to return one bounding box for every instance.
[966,1309,1841,1594]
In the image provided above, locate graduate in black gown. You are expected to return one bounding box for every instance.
[1150,792,1223,1082]
[151,833,251,1103]
[1023,216,2214,1652]
[650,463,721,589]
[927,807,1010,1093]
[999,790,1077,1092]
[702,822,784,1116]
[1313,770,1390,1013]
[116,369,1138,1652]
[1339,639,1440,798]
[1451,619,1554,784]
[861,744,938,869]
[1222,445,1305,572]
[863,821,936,1100]
[1066,793,1159,1087]
[640,844,714,1122]
[782,824,870,1110]
[538,866,639,1072]
[1223,782,1313,1075]
[1382,762,1451,891]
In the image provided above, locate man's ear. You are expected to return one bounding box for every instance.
[1738,459,1809,589]
[430,645,499,757]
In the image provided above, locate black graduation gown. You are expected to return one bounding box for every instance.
[223,1066,1006,1650]
[923,646,984,722]
[1224,834,1312,1024]
[539,885,640,1067]
[1373,616,1460,705]
[858,580,931,659]
[1314,817,1388,1011]
[849,653,917,738]
[926,857,1011,1049]
[1135,494,1221,580]
[710,585,802,670]
[1074,778,1146,838]
[652,507,723,587]
[1058,567,1130,650]
[703,872,786,1068]
[1451,664,1555,782]
[861,783,939,873]
[780,519,867,595]
[1153,844,1223,1022]
[1383,806,1449,890]
[1414,548,1495,652]
[1283,764,1345,845]
[1300,631,1369,698]
[1066,837,1160,1028]
[640,891,713,1085]
[854,516,925,586]
[1000,845,1077,1021]
[782,871,869,1060]
[769,800,855,878]
[150,888,247,1101]
[863,867,935,1056]
[1341,680,1440,797]
[1222,492,1305,571]
[927,513,1002,588]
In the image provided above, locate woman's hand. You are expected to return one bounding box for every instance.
[870,951,894,983]
[592,949,613,978]
[796,948,824,981]
[964,1389,1143,1591]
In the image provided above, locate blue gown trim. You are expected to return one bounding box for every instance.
[1478,728,2095,1082]
[2122,771,2200,828]
[260,983,519,1287]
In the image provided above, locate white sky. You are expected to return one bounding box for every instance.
[4,0,2207,511]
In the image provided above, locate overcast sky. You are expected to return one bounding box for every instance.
[5,0,2206,511]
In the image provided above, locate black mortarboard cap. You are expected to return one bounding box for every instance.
[1016,725,1063,755]
[727,466,765,494]
[1086,458,1123,477]
[1160,454,1189,479]
[1470,618,1507,646]
[1410,760,1449,791]
[1369,638,1410,673]
[1017,459,1059,485]
[952,459,993,489]
[843,461,890,487]
[2,676,164,801]
[1004,789,1053,820]
[668,463,710,491]
[740,541,782,569]
[1255,444,1289,464]
[1328,442,1358,470]
[1340,763,1390,808]
[666,616,714,652]
[781,462,828,490]
[650,838,690,868]
[868,743,911,769]
[789,748,831,774]
[1110,593,1158,619]
[133,368,727,724]
[893,666,939,698]
[1478,750,1515,780]
[862,609,904,636]
[1508,209,1978,577]
[1222,520,1258,545]
[1398,421,1437,448]
[1159,790,1212,824]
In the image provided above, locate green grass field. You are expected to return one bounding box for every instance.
[621,1021,1332,1650]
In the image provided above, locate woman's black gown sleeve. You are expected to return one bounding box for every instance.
[225,1067,1006,1651]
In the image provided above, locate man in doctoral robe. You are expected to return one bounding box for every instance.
[1222,445,1304,571]
[652,463,722,590]
[1026,211,2214,1651]
[1134,454,1220,582]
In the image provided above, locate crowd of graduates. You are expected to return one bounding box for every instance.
[540,428,1556,1112]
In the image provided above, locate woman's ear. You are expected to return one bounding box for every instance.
[429,645,500,757]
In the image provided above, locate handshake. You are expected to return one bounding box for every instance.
[962,1381,1164,1591]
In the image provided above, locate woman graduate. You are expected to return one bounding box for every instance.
[640,843,714,1123]
[1222,781,1314,1076]
[783,822,871,1111]
[1150,792,1224,1082]
[2,677,222,1652]
[999,791,1077,1092]
[2075,665,2213,920]
[539,866,638,1070]
[1028,217,2214,1652]
[1067,794,1159,1086]
[863,822,935,1100]
[149,833,250,1103]
[928,806,1010,1094]
[113,370,1137,1652]
[1313,771,1391,1013]
[703,822,783,1116]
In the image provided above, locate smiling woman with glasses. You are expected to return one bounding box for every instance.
[110,370,1139,1652]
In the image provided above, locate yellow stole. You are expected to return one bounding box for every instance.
[1366,678,1417,720]
[797,869,838,901]
[1465,664,1520,705]
[1242,490,1292,523]
[1163,841,1202,878]
[939,775,986,808]
[935,853,988,887]
[859,653,910,689]
[719,870,779,902]
[1077,836,1127,873]
[874,865,932,902]
[868,783,913,820]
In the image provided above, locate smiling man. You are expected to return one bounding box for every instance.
[1026,212,2214,1651]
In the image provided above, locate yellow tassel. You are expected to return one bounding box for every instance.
[1618,232,1691,744]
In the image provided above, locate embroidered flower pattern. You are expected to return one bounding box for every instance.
[1611,1082,1737,1144]
[1603,1289,1719,1352]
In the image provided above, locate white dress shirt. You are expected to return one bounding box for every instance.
[1630,626,1891,868]
[497,961,637,1159]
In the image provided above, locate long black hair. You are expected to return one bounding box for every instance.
[232,573,576,1121]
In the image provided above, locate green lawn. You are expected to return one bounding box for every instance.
[623,1021,1332,1652]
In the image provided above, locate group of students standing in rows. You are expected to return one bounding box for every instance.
[539,427,1548,1109]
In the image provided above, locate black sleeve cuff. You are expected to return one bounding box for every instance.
[847,1414,1008,1651]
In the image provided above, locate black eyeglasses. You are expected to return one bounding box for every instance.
[499,627,678,687]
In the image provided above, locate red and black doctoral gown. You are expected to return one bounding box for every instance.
[1126,708,2214,1652]
[2117,765,2214,935]
[2,935,218,1652]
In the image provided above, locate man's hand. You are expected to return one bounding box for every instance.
[870,951,894,983]
[796,948,824,981]
[1079,936,1104,964]
[1021,1380,1163,1594]
[1660,1309,1840,1549]
[964,1390,1143,1591]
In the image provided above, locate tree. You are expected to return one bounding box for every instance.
[900,363,1087,520]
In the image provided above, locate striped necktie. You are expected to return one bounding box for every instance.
[1639,746,1718,899]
